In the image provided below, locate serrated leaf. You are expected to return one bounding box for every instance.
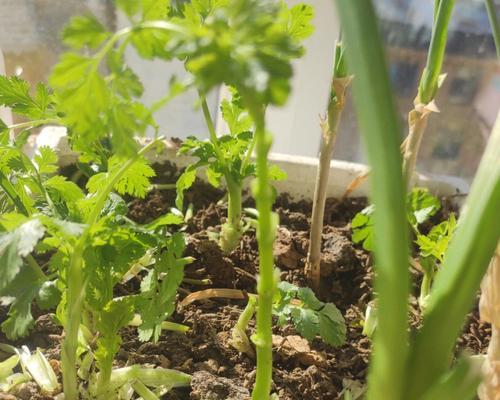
[220,97,252,135]
[291,307,319,341]
[34,147,58,175]
[318,303,346,346]
[63,15,110,50]
[297,287,323,310]
[0,219,45,292]
[36,281,61,310]
[87,156,155,199]
[268,164,287,181]
[280,3,315,40]
[0,76,52,119]
[44,175,84,203]
[206,166,222,187]
[175,166,197,210]
[115,0,141,17]
[407,188,440,227]
[0,266,41,339]
[144,213,184,230]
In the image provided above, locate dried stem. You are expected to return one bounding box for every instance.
[478,244,500,400]
[305,70,351,290]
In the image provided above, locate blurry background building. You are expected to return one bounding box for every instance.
[0,0,499,182]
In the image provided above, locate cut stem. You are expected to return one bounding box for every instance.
[230,296,257,358]
[306,42,351,290]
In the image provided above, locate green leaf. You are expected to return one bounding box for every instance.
[175,166,197,209]
[205,166,222,188]
[34,147,58,175]
[318,303,346,346]
[0,219,45,292]
[36,281,61,310]
[63,15,110,50]
[407,188,440,227]
[137,233,187,342]
[49,53,93,90]
[44,175,85,203]
[94,297,135,372]
[115,0,141,18]
[0,76,52,119]
[144,213,184,230]
[291,307,319,341]
[87,156,155,199]
[416,214,456,262]
[279,3,315,40]
[351,205,375,251]
[0,266,41,339]
[274,281,346,347]
[0,119,9,145]
[220,97,252,135]
[268,165,287,181]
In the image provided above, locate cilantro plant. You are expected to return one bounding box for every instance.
[230,281,346,357]
[352,188,454,310]
[176,89,256,253]
[1,0,313,398]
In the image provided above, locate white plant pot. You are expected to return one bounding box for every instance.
[36,128,469,202]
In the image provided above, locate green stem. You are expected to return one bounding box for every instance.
[220,178,243,253]
[61,138,163,400]
[485,0,500,59]
[245,104,275,400]
[7,118,61,131]
[199,92,226,166]
[418,0,455,104]
[26,254,47,281]
[418,270,433,311]
[0,170,29,215]
[334,1,410,399]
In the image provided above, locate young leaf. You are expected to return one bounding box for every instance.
[279,3,315,40]
[274,281,346,347]
[44,176,85,203]
[0,219,45,292]
[62,15,110,50]
[87,156,155,199]
[351,204,375,251]
[0,76,53,119]
[407,188,440,227]
[34,147,59,175]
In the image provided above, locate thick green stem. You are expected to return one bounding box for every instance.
[61,138,162,400]
[485,0,500,59]
[220,179,243,253]
[334,1,410,399]
[246,106,275,400]
[418,0,455,104]
[418,270,433,311]
[405,112,500,400]
[230,296,257,357]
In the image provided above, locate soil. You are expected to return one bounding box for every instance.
[0,162,491,400]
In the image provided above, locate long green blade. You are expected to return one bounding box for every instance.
[405,112,500,399]
[485,0,500,59]
[333,2,410,400]
[418,0,455,103]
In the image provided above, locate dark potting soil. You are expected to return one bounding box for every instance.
[0,163,491,400]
